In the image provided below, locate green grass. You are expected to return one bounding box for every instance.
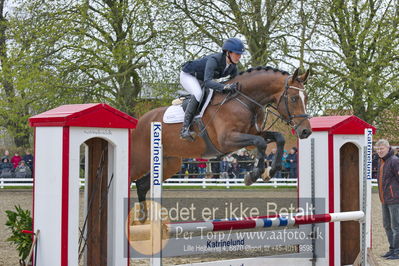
[0,186,33,189]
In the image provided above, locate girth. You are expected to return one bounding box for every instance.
[193,118,224,158]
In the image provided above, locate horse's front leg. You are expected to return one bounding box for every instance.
[260,131,285,182]
[221,132,267,186]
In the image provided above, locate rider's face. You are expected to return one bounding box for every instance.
[228,52,241,64]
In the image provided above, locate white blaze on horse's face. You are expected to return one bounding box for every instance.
[299,90,306,113]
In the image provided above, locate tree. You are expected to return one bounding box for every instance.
[172,0,294,68]
[0,0,167,146]
[304,0,399,126]
[170,0,399,142]
[66,0,159,115]
[0,0,85,147]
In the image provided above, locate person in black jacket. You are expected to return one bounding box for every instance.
[179,37,245,140]
[0,158,14,179]
[375,139,399,260]
[23,150,34,170]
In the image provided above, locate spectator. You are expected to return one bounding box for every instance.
[23,150,34,170]
[0,158,14,179]
[230,158,240,180]
[220,157,230,179]
[226,153,235,166]
[196,158,208,178]
[266,148,276,167]
[282,150,290,178]
[14,160,32,179]
[187,158,198,178]
[179,158,189,178]
[286,147,298,178]
[209,157,220,178]
[243,151,254,173]
[236,150,247,179]
[1,150,10,161]
[11,152,22,169]
[375,139,399,260]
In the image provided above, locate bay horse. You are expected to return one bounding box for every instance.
[131,66,312,219]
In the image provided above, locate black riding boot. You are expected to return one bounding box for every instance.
[180,97,199,141]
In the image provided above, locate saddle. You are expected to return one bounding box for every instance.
[181,87,211,114]
[167,88,223,157]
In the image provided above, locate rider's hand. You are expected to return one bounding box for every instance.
[223,82,239,93]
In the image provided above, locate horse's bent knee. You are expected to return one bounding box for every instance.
[275,134,285,145]
[136,174,150,202]
[254,138,267,151]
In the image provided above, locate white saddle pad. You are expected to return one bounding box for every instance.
[163,90,214,123]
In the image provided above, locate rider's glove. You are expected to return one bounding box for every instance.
[222,82,239,94]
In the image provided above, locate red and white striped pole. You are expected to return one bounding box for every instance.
[167,211,364,234]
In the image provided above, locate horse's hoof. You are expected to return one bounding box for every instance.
[244,172,259,186]
[261,167,272,182]
[244,173,253,186]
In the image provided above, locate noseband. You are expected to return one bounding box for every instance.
[233,75,311,131]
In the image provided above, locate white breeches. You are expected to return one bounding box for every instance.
[180,71,202,101]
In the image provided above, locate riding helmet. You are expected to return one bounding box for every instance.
[222,38,245,54]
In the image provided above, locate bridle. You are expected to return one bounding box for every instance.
[272,75,311,130]
[233,75,311,131]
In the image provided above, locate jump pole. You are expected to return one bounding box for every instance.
[132,211,364,237]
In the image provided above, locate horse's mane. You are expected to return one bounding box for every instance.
[238,66,289,76]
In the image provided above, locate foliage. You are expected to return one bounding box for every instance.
[0,0,91,147]
[305,0,399,126]
[172,0,295,68]
[5,205,33,263]
[0,0,398,147]
[374,107,399,144]
[133,99,171,118]
[0,0,175,146]
[62,0,161,115]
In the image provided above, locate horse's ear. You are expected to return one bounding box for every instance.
[292,68,300,81]
[299,69,310,84]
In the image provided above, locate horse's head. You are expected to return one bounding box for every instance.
[275,68,312,139]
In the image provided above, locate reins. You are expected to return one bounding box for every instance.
[197,92,230,135]
[200,74,311,135]
[233,75,311,132]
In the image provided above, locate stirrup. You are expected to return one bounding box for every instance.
[180,127,195,141]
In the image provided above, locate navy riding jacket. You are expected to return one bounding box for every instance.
[182,52,238,91]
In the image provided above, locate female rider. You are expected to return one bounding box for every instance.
[179,37,245,140]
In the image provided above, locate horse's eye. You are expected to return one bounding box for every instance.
[291,96,298,103]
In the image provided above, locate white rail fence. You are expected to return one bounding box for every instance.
[0,177,379,189]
